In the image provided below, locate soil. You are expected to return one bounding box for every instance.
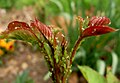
[0,42,52,83]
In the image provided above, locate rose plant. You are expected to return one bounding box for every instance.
[0,16,118,83]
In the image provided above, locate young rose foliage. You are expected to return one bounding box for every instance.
[31,19,53,40]
[0,21,40,45]
[70,16,117,64]
[0,19,66,46]
[81,16,117,38]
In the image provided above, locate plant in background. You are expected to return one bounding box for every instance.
[0,39,15,56]
[15,70,34,83]
[0,16,118,83]
[0,39,15,65]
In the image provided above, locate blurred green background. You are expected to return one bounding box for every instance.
[0,0,120,82]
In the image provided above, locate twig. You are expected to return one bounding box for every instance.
[70,36,83,64]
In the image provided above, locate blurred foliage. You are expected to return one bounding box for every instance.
[107,68,120,83]
[78,66,107,83]
[78,65,120,83]
[14,70,34,83]
[0,0,43,9]
[0,0,15,9]
[14,0,36,9]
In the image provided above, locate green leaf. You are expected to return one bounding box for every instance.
[106,70,120,83]
[15,70,34,83]
[19,70,29,83]
[54,45,62,63]
[50,0,63,12]
[43,71,51,81]
[44,42,53,64]
[111,51,118,74]
[78,66,107,83]
[0,30,39,45]
[96,59,106,75]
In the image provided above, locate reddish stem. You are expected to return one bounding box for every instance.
[76,16,84,35]
[70,16,84,64]
[70,36,84,64]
